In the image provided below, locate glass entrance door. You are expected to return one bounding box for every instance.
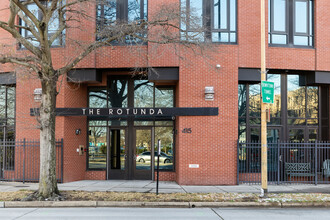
[107,128,127,179]
[133,128,153,180]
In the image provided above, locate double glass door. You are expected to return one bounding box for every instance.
[107,127,154,180]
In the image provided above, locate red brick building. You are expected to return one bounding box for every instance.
[0,0,330,184]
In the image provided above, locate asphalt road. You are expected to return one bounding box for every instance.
[0,207,330,220]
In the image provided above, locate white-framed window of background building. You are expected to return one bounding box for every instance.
[268,0,313,47]
[181,0,237,43]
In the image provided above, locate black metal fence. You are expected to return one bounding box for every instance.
[238,141,330,184]
[0,139,63,183]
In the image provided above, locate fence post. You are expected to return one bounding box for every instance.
[315,141,318,185]
[237,140,240,185]
[23,138,26,184]
[277,141,280,185]
[61,138,64,183]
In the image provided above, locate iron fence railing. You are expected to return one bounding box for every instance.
[238,141,330,184]
[0,139,63,183]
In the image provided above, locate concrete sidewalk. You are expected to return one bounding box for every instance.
[0,180,330,194]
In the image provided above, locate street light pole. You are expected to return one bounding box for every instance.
[260,0,268,196]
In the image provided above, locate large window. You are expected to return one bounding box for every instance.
[181,0,237,43]
[0,85,15,140]
[87,77,175,171]
[0,85,16,171]
[97,0,148,43]
[20,0,65,47]
[268,0,313,47]
[239,73,322,142]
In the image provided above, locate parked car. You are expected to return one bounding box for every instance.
[136,151,172,164]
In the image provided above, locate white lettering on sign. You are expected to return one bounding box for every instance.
[109,109,113,115]
[150,109,155,115]
[189,164,199,168]
[82,109,87,115]
[157,109,163,115]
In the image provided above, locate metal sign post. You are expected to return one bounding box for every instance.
[156,139,161,195]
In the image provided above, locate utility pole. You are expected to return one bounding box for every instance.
[260,0,268,196]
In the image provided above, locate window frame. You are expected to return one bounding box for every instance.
[181,0,237,44]
[96,0,148,44]
[268,0,314,48]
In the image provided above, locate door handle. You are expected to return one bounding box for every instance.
[279,155,282,162]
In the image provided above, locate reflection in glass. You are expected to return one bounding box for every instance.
[110,129,126,170]
[307,86,318,118]
[155,121,174,126]
[89,88,107,108]
[238,121,246,142]
[267,74,281,120]
[128,0,141,22]
[155,87,174,107]
[135,129,152,170]
[287,75,305,118]
[249,84,261,117]
[250,128,260,142]
[89,120,107,126]
[267,129,279,143]
[214,0,227,30]
[88,127,107,169]
[295,1,307,33]
[273,0,286,32]
[272,34,287,44]
[289,129,304,142]
[108,80,128,107]
[238,84,246,117]
[0,86,5,119]
[309,129,317,142]
[134,80,154,107]
[154,127,174,170]
[0,85,16,139]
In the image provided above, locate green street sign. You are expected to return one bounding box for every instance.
[261,81,274,104]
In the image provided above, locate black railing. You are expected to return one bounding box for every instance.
[0,139,63,183]
[238,141,330,184]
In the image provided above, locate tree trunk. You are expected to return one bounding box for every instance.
[38,77,59,198]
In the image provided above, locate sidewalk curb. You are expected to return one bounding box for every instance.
[2,201,330,208]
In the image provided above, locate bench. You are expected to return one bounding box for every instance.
[285,163,314,181]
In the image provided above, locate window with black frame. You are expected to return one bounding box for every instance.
[97,0,148,43]
[239,74,321,142]
[0,85,16,170]
[87,80,175,171]
[268,0,313,47]
[181,0,237,43]
[20,0,65,47]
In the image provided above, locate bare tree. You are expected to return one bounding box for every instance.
[0,0,209,199]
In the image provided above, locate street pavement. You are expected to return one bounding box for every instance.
[0,207,330,220]
[0,180,330,193]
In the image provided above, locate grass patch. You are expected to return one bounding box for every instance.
[1,191,330,203]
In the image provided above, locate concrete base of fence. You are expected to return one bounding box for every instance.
[2,201,330,208]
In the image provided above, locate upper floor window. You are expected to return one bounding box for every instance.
[268,0,313,47]
[97,0,148,43]
[181,0,237,43]
[20,0,65,47]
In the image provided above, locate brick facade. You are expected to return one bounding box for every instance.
[1,0,330,185]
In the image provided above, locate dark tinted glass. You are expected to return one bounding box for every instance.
[287,75,305,118]
[134,80,154,107]
[108,80,128,107]
[89,88,107,108]
[155,87,174,107]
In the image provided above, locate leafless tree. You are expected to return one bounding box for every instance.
[0,0,209,199]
